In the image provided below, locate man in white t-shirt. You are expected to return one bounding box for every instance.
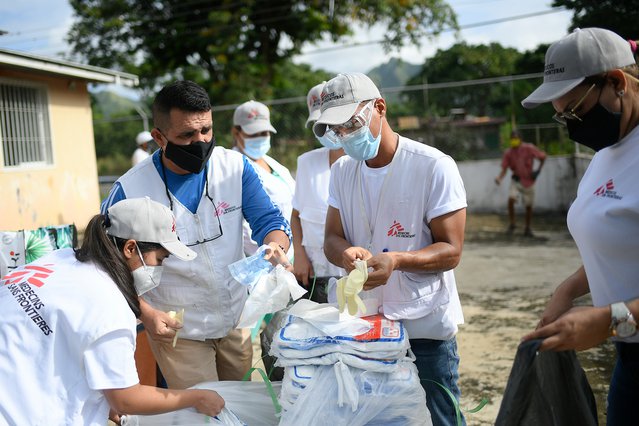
[315,72,467,426]
[291,81,345,302]
[132,130,152,166]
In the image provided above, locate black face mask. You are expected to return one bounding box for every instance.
[164,137,216,173]
[566,102,622,152]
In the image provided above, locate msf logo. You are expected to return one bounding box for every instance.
[2,264,55,288]
[387,221,415,238]
[594,179,622,200]
[387,221,405,237]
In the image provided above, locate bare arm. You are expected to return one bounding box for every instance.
[365,208,466,289]
[495,165,508,185]
[324,206,372,272]
[104,384,224,417]
[291,209,313,286]
[537,265,590,328]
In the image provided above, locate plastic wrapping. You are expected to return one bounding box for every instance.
[236,265,307,328]
[124,380,281,426]
[279,361,431,426]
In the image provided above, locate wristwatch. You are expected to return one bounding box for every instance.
[610,302,637,338]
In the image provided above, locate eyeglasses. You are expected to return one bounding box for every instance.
[553,83,597,125]
[160,161,223,247]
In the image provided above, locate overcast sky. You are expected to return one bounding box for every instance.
[0,0,572,86]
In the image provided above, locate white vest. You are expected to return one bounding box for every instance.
[118,147,247,340]
[331,137,465,337]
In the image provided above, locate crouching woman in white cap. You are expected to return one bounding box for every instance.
[0,197,224,425]
[521,28,639,425]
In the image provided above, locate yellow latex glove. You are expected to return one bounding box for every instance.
[167,308,184,347]
[336,260,368,316]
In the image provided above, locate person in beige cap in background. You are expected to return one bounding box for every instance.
[291,81,345,302]
[316,72,467,426]
[0,197,226,425]
[232,100,296,256]
[132,130,153,166]
[101,81,293,390]
[521,28,639,425]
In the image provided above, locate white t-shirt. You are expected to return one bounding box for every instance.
[328,136,467,339]
[132,147,150,166]
[292,148,344,277]
[567,126,639,342]
[0,249,139,425]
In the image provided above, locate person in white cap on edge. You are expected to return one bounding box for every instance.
[232,100,296,256]
[316,72,467,426]
[132,130,153,166]
[0,197,226,425]
[291,81,345,302]
[521,28,639,425]
[101,81,293,390]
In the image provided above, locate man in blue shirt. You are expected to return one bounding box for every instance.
[101,80,292,389]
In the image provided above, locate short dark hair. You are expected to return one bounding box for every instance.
[152,80,211,129]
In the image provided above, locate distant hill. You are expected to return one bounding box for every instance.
[367,57,421,90]
[91,90,141,117]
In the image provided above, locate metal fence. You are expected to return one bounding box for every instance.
[95,73,580,172]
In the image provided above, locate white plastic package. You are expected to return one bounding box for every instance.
[123,380,281,426]
[278,361,432,426]
[236,264,307,329]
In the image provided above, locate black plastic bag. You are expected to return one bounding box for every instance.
[495,339,598,426]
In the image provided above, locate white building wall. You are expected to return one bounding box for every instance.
[457,155,592,213]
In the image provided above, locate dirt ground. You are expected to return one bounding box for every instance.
[455,213,614,425]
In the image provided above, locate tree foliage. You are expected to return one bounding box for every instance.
[553,0,639,40]
[67,0,458,104]
[405,42,521,117]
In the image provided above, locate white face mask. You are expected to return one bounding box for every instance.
[132,244,163,296]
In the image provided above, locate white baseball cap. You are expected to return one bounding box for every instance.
[522,28,635,109]
[305,81,326,128]
[106,197,196,261]
[233,100,277,135]
[135,131,153,146]
[313,72,381,137]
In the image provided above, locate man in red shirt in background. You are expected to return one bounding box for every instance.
[495,130,546,237]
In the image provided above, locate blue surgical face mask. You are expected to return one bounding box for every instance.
[243,135,271,159]
[316,133,342,150]
[339,118,382,161]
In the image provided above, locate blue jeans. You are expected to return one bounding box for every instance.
[607,342,639,426]
[410,337,465,426]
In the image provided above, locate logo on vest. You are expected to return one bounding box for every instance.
[215,201,241,216]
[593,179,622,200]
[387,220,415,238]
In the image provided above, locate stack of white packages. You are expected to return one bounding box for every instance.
[270,300,432,426]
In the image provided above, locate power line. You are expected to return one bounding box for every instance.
[301,8,567,55]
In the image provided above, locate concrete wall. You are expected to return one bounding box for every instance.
[0,68,101,231]
[458,154,592,214]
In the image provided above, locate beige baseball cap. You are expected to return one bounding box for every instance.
[313,72,381,137]
[522,28,635,108]
[233,100,277,135]
[305,81,326,128]
[106,197,196,261]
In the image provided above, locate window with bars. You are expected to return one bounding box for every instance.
[0,79,53,168]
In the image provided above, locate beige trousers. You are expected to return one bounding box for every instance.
[147,328,253,389]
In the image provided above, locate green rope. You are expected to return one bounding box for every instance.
[241,367,282,415]
[422,379,489,426]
